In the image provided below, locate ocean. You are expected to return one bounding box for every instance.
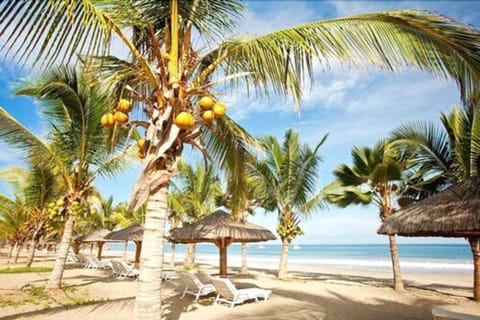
[106,243,472,274]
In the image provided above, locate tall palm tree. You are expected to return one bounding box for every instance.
[170,161,222,268]
[324,140,408,291]
[0,66,132,288]
[391,103,480,198]
[249,129,326,279]
[2,1,480,318]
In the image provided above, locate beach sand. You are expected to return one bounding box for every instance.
[1,250,479,320]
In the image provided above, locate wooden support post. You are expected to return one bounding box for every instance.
[72,241,80,254]
[215,238,233,278]
[97,241,104,260]
[469,237,480,302]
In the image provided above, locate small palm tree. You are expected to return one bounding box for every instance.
[170,161,222,268]
[391,103,480,197]
[0,66,132,288]
[0,166,60,266]
[324,140,407,291]
[249,129,327,279]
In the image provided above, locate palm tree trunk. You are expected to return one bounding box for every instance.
[241,242,248,274]
[169,242,176,268]
[388,235,405,291]
[278,238,289,279]
[469,237,480,301]
[47,214,75,289]
[184,243,196,268]
[133,184,168,320]
[26,239,38,268]
[8,242,17,263]
[13,243,21,263]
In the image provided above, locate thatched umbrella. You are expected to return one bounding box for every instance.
[378,176,480,301]
[169,210,276,277]
[75,228,116,260]
[105,224,144,265]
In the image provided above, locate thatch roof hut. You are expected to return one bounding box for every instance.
[170,210,276,277]
[105,224,144,264]
[378,176,480,301]
[74,228,117,260]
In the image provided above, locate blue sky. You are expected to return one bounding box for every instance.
[1,1,479,244]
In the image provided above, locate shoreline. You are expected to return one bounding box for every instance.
[1,250,479,319]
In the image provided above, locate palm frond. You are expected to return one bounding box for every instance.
[204,10,480,108]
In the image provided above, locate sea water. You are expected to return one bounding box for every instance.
[106,243,472,274]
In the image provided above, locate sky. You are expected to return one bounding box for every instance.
[1,1,479,245]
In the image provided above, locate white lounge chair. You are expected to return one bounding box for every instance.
[161,269,176,281]
[432,307,480,320]
[87,256,111,270]
[211,277,272,309]
[179,272,216,301]
[111,260,139,278]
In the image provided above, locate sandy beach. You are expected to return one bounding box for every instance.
[1,250,479,320]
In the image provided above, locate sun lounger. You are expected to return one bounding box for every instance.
[161,269,176,281]
[87,256,112,270]
[432,307,480,320]
[111,260,139,278]
[179,272,216,301]
[75,254,89,267]
[211,277,272,309]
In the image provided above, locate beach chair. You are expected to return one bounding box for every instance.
[432,307,480,320]
[161,269,176,281]
[75,254,89,267]
[87,256,112,270]
[179,272,216,301]
[111,260,139,278]
[67,253,80,265]
[211,277,272,309]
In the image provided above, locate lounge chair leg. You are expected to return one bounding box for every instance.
[214,294,220,305]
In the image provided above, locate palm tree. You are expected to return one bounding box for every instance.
[0,166,59,266]
[2,1,480,317]
[391,103,480,198]
[249,129,326,279]
[170,161,222,268]
[324,140,408,291]
[0,66,132,288]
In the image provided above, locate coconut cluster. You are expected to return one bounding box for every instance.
[174,96,226,130]
[276,221,304,242]
[47,198,96,219]
[101,99,132,128]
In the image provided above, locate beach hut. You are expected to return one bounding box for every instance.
[378,176,480,301]
[169,210,276,277]
[104,224,144,266]
[75,228,115,260]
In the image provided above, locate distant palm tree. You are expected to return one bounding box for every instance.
[2,1,480,317]
[170,161,222,268]
[249,129,327,279]
[0,166,60,266]
[0,66,132,288]
[324,140,407,291]
[391,104,480,199]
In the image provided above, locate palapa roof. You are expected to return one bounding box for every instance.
[378,176,480,237]
[104,224,144,241]
[169,210,276,244]
[75,228,114,242]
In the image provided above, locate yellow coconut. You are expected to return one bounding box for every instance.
[175,112,195,130]
[137,139,146,151]
[100,113,115,128]
[199,96,214,110]
[213,101,226,117]
[117,99,132,113]
[114,111,129,124]
[202,110,215,122]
